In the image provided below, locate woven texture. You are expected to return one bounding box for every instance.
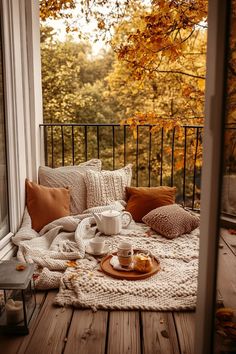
[13,205,199,309]
[84,164,132,209]
[55,225,199,311]
[143,204,200,239]
[38,159,102,214]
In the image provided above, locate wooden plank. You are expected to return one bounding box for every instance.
[173,312,195,354]
[107,311,141,354]
[19,290,73,354]
[216,238,236,308]
[64,310,108,354]
[142,312,180,354]
[141,312,180,354]
[0,291,46,354]
[220,229,236,256]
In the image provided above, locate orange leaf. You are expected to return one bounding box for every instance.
[66,260,77,268]
[16,264,26,271]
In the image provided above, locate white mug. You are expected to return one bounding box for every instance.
[89,237,105,254]
[117,241,133,267]
[117,241,133,257]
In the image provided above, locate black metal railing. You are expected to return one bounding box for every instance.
[40,123,204,209]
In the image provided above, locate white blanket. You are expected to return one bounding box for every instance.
[12,205,199,311]
[12,203,127,289]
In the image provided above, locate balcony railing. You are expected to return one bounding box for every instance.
[40,123,204,210]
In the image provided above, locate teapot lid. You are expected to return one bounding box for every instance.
[101,210,120,217]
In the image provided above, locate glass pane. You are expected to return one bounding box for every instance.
[214,0,236,351]
[0,17,9,240]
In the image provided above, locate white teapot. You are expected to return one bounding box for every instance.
[93,210,132,235]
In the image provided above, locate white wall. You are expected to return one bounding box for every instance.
[1,0,43,238]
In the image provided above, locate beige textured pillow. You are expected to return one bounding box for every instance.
[84,164,132,208]
[142,204,200,239]
[38,159,102,215]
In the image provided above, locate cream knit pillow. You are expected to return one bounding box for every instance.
[38,159,102,215]
[84,164,132,208]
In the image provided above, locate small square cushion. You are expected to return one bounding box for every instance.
[125,186,176,222]
[26,179,70,232]
[38,159,101,215]
[84,164,132,209]
[142,204,200,239]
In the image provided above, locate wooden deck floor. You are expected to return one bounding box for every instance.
[1,229,236,354]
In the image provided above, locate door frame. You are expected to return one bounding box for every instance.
[194,0,229,353]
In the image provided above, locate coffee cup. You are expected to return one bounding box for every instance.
[89,237,105,254]
[117,241,133,267]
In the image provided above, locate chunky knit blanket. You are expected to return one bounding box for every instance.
[55,226,199,311]
[12,207,199,311]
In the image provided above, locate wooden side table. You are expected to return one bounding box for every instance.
[0,260,36,334]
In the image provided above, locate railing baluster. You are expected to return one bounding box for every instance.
[44,126,48,166]
[61,125,64,166]
[192,128,199,209]
[51,125,54,168]
[97,126,100,159]
[171,127,175,187]
[136,126,139,186]
[124,125,126,166]
[148,126,152,187]
[183,127,187,206]
[84,126,87,161]
[72,126,75,165]
[39,122,204,211]
[112,126,115,170]
[160,128,164,185]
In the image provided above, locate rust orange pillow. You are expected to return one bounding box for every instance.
[26,179,70,232]
[125,186,176,222]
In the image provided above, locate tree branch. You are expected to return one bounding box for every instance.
[154,69,205,79]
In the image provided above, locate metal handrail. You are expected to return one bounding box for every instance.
[40,122,204,210]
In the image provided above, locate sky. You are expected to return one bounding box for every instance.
[43,3,110,56]
[45,18,108,56]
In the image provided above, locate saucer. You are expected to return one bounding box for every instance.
[86,244,110,256]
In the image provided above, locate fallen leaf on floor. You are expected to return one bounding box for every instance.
[228,229,236,235]
[161,330,169,338]
[216,307,234,322]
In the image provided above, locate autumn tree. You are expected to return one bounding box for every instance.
[40,0,207,125]
[40,0,206,201]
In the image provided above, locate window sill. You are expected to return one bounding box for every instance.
[0,232,14,250]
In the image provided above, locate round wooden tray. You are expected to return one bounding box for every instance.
[100,251,160,280]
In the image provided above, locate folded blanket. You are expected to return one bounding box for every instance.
[12,202,126,289]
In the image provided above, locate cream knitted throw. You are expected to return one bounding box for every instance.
[12,203,125,289]
[12,207,199,310]
[55,226,199,311]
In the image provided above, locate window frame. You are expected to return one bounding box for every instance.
[0,0,42,248]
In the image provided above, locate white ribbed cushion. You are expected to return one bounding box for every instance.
[38,159,102,215]
[84,164,132,208]
[142,204,200,239]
